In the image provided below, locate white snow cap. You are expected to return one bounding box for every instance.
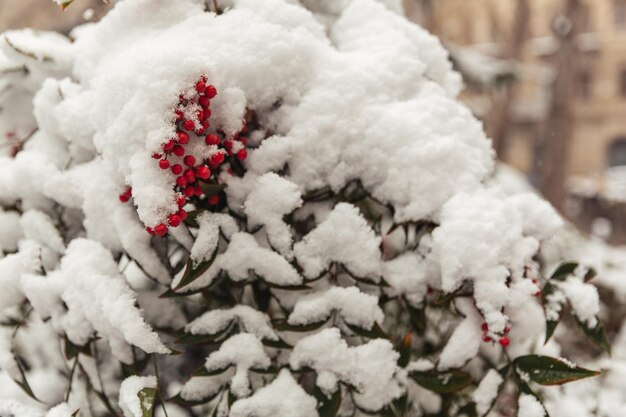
[473,369,503,416]
[518,394,546,417]
[185,305,278,341]
[294,203,382,279]
[119,376,157,417]
[288,286,384,330]
[290,327,403,411]
[230,369,319,417]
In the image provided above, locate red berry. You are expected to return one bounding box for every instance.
[178,209,188,220]
[211,152,225,165]
[236,149,247,161]
[163,140,175,152]
[176,194,186,208]
[208,194,219,205]
[482,335,492,343]
[199,96,210,107]
[196,165,211,180]
[154,223,168,237]
[175,110,183,121]
[205,134,220,145]
[176,176,188,187]
[146,227,154,235]
[224,139,233,150]
[201,119,210,129]
[499,337,510,347]
[206,85,217,98]
[195,81,206,93]
[481,323,488,332]
[171,164,183,175]
[238,137,248,145]
[173,145,185,157]
[183,119,195,131]
[159,159,170,169]
[183,155,196,166]
[183,186,195,197]
[152,153,162,159]
[119,193,130,203]
[184,169,196,183]
[177,131,189,144]
[196,110,204,121]
[203,108,212,119]
[168,214,182,227]
[194,186,203,196]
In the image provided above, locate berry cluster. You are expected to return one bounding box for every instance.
[118,75,249,237]
[481,322,510,347]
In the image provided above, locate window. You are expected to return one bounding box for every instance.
[615,0,626,30]
[577,71,592,100]
[608,139,626,167]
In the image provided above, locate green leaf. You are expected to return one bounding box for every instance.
[192,365,231,377]
[584,268,598,282]
[513,355,600,385]
[64,336,92,360]
[273,318,329,332]
[396,332,412,367]
[173,247,218,290]
[262,337,292,349]
[315,386,341,417]
[550,262,578,281]
[346,322,388,339]
[409,369,472,394]
[406,304,426,336]
[138,387,157,417]
[573,316,611,354]
[176,322,234,345]
[14,356,39,402]
[199,182,227,197]
[541,281,565,344]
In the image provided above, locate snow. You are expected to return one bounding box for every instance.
[518,394,546,417]
[438,299,483,370]
[473,369,503,416]
[244,173,302,258]
[119,376,157,417]
[0,240,41,310]
[174,232,302,292]
[22,239,170,363]
[288,286,384,330]
[432,190,562,333]
[558,277,600,328]
[230,369,319,417]
[190,212,238,266]
[203,333,270,398]
[185,305,278,341]
[0,399,43,417]
[0,0,607,414]
[290,328,402,411]
[294,203,382,279]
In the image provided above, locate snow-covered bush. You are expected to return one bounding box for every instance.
[0,1,611,416]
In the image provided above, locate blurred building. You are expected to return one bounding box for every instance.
[408,0,626,241]
[421,0,626,178]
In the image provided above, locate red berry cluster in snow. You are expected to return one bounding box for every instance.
[135,75,249,237]
[480,322,510,347]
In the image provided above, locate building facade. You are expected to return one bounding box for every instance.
[419,0,626,180]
